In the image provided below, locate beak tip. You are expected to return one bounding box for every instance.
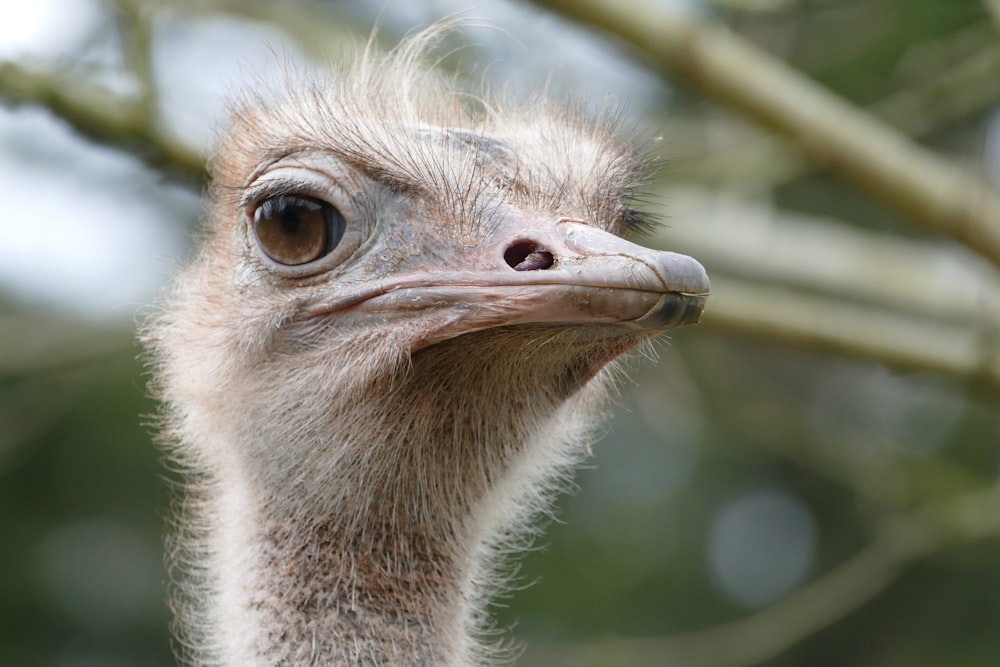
[661,253,710,298]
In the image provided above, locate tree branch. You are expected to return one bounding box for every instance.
[988,0,1000,28]
[533,0,1000,271]
[0,60,206,185]
[651,187,1000,392]
[680,31,1000,192]
[113,0,159,117]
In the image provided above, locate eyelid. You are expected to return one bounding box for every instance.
[243,174,343,211]
[242,158,361,211]
[241,179,280,210]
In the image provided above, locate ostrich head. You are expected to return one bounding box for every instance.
[146,26,708,667]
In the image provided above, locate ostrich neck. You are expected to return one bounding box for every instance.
[196,331,617,666]
[214,475,470,666]
[211,409,496,666]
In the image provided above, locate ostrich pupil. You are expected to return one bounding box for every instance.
[254,195,341,265]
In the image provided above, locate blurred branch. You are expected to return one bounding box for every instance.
[523,484,1000,667]
[161,0,363,59]
[988,0,1000,29]
[533,0,1000,271]
[701,277,1000,392]
[0,0,364,188]
[704,0,798,10]
[0,60,206,185]
[652,187,1000,392]
[683,31,1000,191]
[112,0,159,117]
[876,26,1000,137]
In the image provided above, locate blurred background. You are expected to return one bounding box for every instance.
[1,0,999,665]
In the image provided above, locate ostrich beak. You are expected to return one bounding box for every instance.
[307,218,709,348]
[518,220,710,329]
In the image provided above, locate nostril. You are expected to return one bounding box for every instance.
[504,240,555,271]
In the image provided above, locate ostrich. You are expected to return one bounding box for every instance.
[145,27,709,667]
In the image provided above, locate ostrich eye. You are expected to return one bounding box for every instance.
[252,194,346,266]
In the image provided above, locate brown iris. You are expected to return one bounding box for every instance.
[253,194,346,266]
